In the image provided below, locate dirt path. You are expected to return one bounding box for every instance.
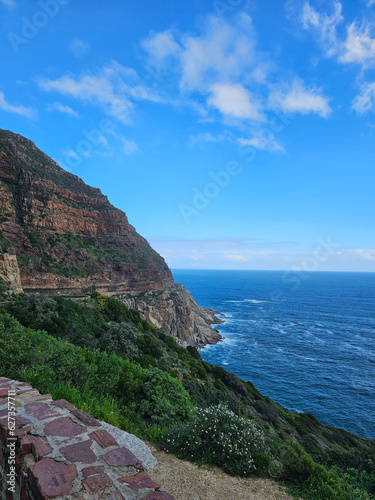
[147,444,296,500]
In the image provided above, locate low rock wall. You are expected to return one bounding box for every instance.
[0,378,174,499]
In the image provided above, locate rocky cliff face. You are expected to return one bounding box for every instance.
[0,129,173,294]
[0,253,23,294]
[121,283,224,347]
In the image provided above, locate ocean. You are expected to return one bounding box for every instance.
[172,270,375,439]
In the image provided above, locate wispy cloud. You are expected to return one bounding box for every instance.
[301,1,375,68]
[269,80,332,118]
[141,29,180,68]
[0,0,16,8]
[238,132,285,152]
[47,101,79,117]
[352,81,375,113]
[69,38,90,58]
[38,62,161,123]
[122,138,139,155]
[189,132,232,147]
[0,91,36,119]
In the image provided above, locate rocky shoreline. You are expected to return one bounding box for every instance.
[120,283,224,348]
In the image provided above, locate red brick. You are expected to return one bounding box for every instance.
[0,389,9,397]
[29,458,77,499]
[44,417,84,437]
[60,440,96,464]
[141,492,176,500]
[24,403,59,421]
[82,473,111,494]
[82,465,105,478]
[89,429,119,448]
[102,447,144,469]
[71,408,101,427]
[20,435,52,459]
[117,472,161,491]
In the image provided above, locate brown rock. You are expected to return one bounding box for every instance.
[60,440,96,464]
[71,408,101,427]
[102,447,144,469]
[117,472,161,491]
[20,435,52,459]
[44,417,84,437]
[82,473,111,494]
[29,458,77,498]
[89,429,119,448]
[82,465,105,478]
[51,399,76,411]
[24,403,59,421]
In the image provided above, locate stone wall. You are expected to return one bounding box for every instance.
[0,378,174,499]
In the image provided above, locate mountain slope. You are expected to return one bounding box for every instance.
[0,129,173,293]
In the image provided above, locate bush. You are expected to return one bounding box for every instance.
[100,322,139,360]
[139,368,191,427]
[162,404,268,476]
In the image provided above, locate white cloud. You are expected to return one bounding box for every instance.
[141,30,180,67]
[353,249,375,260]
[269,80,331,117]
[62,148,80,160]
[38,62,161,123]
[179,14,257,92]
[122,138,139,155]
[302,1,343,57]
[301,2,375,67]
[238,132,285,152]
[70,38,90,57]
[189,132,232,146]
[352,81,375,113]
[339,22,375,65]
[0,91,36,119]
[208,83,265,121]
[367,0,375,6]
[0,0,16,8]
[47,101,79,117]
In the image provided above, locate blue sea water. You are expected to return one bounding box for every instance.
[172,270,375,439]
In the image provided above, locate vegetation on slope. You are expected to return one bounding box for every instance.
[0,294,374,499]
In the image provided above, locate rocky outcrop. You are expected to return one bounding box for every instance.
[121,284,224,347]
[0,129,173,294]
[0,253,23,294]
[0,377,175,499]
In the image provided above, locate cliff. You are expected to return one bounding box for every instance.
[0,129,221,345]
[0,253,23,294]
[121,283,224,347]
[0,129,173,294]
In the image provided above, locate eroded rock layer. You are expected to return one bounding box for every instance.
[0,129,173,293]
[122,283,224,347]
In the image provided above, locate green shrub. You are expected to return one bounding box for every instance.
[162,404,268,476]
[138,333,163,359]
[139,368,191,427]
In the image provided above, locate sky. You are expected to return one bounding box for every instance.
[0,0,374,271]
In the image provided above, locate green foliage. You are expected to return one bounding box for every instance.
[162,404,268,476]
[138,333,163,359]
[0,277,9,298]
[139,368,191,427]
[1,292,374,499]
[281,442,372,500]
[99,322,139,360]
[0,312,191,432]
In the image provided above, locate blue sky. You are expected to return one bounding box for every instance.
[0,0,374,271]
